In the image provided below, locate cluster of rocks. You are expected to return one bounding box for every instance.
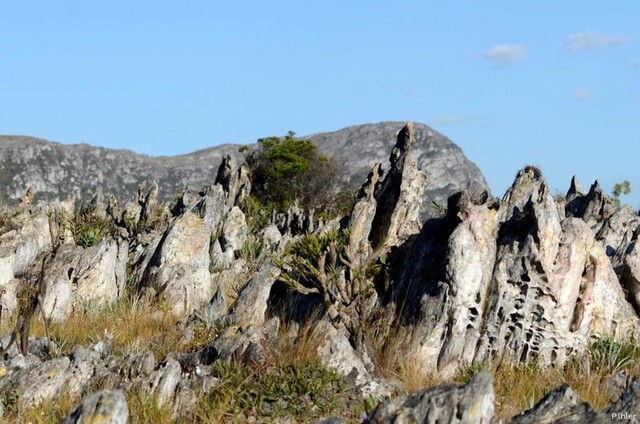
[1,122,639,422]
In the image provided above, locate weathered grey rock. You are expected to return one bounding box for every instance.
[16,356,71,407]
[274,203,314,235]
[432,193,498,377]
[606,381,640,421]
[476,170,639,366]
[314,418,347,424]
[315,320,368,382]
[308,122,489,220]
[368,122,427,250]
[76,240,129,305]
[138,358,182,406]
[202,325,263,365]
[62,389,128,424]
[616,240,640,315]
[0,206,53,316]
[566,180,617,233]
[394,167,640,380]
[65,345,104,398]
[215,154,252,208]
[42,239,129,320]
[260,224,282,250]
[1,123,486,216]
[40,244,83,321]
[211,206,249,269]
[511,385,602,423]
[88,350,157,390]
[193,185,227,233]
[366,371,494,424]
[228,264,281,327]
[345,163,382,269]
[596,206,639,260]
[315,320,397,400]
[221,207,248,252]
[143,210,212,316]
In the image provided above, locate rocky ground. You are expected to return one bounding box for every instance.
[1,123,639,423]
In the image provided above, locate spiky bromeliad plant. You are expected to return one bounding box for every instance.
[276,227,378,356]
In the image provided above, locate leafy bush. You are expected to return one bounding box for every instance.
[245,131,341,212]
[612,180,631,207]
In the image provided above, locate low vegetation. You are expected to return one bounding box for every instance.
[455,337,640,419]
[193,359,351,423]
[27,298,185,359]
[67,205,115,248]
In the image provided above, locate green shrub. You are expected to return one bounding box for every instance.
[68,206,114,248]
[588,337,640,375]
[194,359,351,423]
[245,131,341,212]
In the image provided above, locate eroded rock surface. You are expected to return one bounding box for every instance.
[395,167,640,378]
[62,390,128,424]
[366,371,495,424]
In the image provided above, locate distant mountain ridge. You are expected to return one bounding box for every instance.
[0,122,488,215]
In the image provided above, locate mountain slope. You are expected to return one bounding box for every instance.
[0,122,488,214]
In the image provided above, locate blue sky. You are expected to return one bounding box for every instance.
[2,2,639,206]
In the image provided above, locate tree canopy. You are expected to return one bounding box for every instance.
[245,131,344,212]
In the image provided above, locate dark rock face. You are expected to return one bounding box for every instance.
[0,122,488,217]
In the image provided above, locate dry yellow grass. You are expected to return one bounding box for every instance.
[27,298,186,359]
[265,315,326,366]
[372,323,443,392]
[0,392,76,424]
[126,390,174,424]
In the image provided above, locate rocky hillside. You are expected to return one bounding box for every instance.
[0,124,639,423]
[0,122,487,218]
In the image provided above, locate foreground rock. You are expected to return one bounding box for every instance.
[62,390,128,424]
[394,167,640,378]
[366,371,495,424]
[513,382,640,423]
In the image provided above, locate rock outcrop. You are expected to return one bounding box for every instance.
[1,123,640,423]
[0,122,487,220]
[393,166,640,378]
[366,371,495,424]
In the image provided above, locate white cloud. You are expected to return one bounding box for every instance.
[634,59,640,68]
[565,31,629,52]
[482,44,527,65]
[574,88,590,101]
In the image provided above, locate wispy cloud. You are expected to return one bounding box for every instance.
[574,88,590,101]
[482,44,527,65]
[565,31,629,52]
[634,59,640,68]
